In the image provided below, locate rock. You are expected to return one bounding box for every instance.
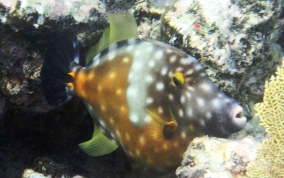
[176,136,260,178]
[0,0,283,177]
[162,0,283,116]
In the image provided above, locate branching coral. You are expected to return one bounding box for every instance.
[246,58,284,178]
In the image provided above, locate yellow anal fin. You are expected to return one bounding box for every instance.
[79,126,118,156]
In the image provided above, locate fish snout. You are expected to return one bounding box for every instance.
[228,103,247,131]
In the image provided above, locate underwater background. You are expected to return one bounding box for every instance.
[0,0,283,177]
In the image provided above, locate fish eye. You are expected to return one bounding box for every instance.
[172,72,184,87]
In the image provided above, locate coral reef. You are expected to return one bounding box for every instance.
[0,0,283,177]
[246,58,284,177]
[176,136,259,178]
[162,0,283,110]
[22,157,85,178]
[0,0,106,25]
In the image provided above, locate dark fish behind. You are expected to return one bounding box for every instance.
[41,14,246,173]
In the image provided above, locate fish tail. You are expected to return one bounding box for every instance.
[40,30,80,106]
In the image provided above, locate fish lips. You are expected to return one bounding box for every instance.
[204,103,247,137]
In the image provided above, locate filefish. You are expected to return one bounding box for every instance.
[41,14,247,173]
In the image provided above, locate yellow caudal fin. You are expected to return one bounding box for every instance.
[79,126,118,156]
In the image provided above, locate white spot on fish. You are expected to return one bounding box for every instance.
[165,48,172,54]
[156,82,164,91]
[206,112,212,119]
[175,67,183,72]
[168,94,174,100]
[163,143,168,150]
[148,60,155,68]
[180,57,193,65]
[224,98,231,104]
[109,72,116,79]
[180,95,186,104]
[197,98,205,107]
[97,85,102,92]
[135,149,141,156]
[181,131,186,138]
[115,129,120,137]
[108,51,116,60]
[139,136,145,146]
[186,69,194,75]
[179,109,184,117]
[100,105,106,112]
[161,67,167,76]
[130,114,139,123]
[154,50,164,59]
[200,83,212,91]
[169,55,177,63]
[120,106,126,112]
[187,86,195,91]
[144,115,152,123]
[158,107,163,114]
[200,73,206,77]
[195,65,203,71]
[122,57,130,63]
[173,141,178,148]
[145,75,154,83]
[125,133,130,141]
[186,92,192,98]
[187,108,193,117]
[87,73,95,80]
[218,93,224,98]
[199,119,205,126]
[168,70,173,78]
[109,117,114,125]
[146,97,153,104]
[116,89,122,95]
[212,98,221,108]
[93,59,100,66]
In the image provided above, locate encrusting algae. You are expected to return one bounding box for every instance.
[246,58,284,178]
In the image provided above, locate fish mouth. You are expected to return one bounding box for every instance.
[229,104,247,130]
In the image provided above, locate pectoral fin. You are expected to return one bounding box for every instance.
[79,126,118,156]
[147,109,178,140]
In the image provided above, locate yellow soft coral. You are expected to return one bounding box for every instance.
[246,58,284,178]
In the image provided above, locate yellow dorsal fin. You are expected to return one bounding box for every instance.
[86,13,139,65]
[79,126,118,156]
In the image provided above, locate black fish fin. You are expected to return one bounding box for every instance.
[40,30,80,107]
